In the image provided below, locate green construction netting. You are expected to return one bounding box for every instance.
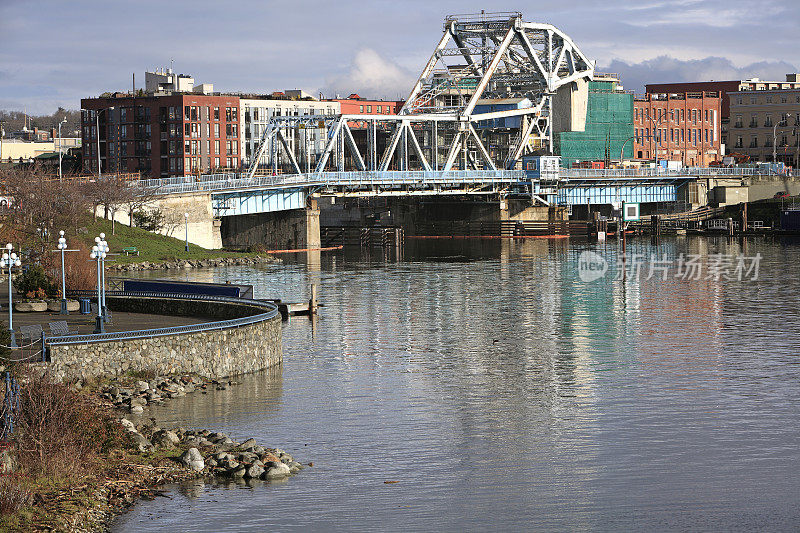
[556,81,634,167]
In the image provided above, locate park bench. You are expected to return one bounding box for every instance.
[18,324,43,344]
[48,321,79,336]
[122,247,139,256]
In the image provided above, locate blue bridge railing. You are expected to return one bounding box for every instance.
[49,291,279,346]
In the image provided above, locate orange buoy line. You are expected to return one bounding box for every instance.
[266,245,344,254]
[407,235,570,240]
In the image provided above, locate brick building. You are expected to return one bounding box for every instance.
[328,94,403,117]
[633,91,721,166]
[81,92,240,178]
[645,75,800,148]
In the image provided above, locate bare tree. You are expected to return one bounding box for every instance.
[82,174,139,234]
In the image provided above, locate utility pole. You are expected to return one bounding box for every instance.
[57,117,67,182]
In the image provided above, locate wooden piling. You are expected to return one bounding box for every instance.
[309,283,318,316]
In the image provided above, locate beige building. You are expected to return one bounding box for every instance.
[729,87,800,166]
[240,97,340,172]
[0,138,81,163]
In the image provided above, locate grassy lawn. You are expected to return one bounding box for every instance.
[81,218,266,264]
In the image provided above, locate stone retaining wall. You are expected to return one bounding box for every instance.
[47,297,282,382]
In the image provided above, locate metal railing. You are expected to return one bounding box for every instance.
[47,291,279,346]
[134,166,781,198]
[560,167,768,179]
[137,170,526,195]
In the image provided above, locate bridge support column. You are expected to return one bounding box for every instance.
[221,201,321,252]
[306,197,321,249]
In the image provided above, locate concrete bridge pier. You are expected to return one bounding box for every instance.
[220,198,320,251]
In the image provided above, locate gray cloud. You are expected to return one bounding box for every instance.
[321,49,414,100]
[2,0,800,113]
[603,56,800,94]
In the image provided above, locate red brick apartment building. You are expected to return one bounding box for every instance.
[646,76,800,147]
[634,91,722,166]
[81,93,240,177]
[329,94,403,116]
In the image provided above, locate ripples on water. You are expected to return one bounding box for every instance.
[113,236,800,531]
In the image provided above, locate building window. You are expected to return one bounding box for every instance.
[359,105,364,113]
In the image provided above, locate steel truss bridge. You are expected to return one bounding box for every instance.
[131,13,769,217]
[245,12,595,179]
[136,166,765,217]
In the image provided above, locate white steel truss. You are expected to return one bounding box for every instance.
[246,12,594,179]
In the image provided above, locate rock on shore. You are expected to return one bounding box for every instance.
[98,375,239,413]
[121,419,305,481]
[110,255,281,272]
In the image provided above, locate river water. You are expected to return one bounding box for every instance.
[112,236,800,532]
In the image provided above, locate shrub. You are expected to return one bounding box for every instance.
[132,209,165,232]
[0,476,31,516]
[63,242,96,292]
[11,370,129,479]
[12,265,56,298]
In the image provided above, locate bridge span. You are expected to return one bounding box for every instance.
[129,166,769,250]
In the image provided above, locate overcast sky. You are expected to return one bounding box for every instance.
[1,0,798,114]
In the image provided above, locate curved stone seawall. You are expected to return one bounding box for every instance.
[47,296,281,382]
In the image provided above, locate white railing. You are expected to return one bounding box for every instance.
[560,167,770,179]
[137,170,526,196]
[135,166,779,196]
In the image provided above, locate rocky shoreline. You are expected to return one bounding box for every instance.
[29,373,306,531]
[109,255,281,271]
[122,419,305,481]
[97,374,235,414]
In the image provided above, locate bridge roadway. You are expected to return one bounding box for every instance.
[128,166,772,249]
[139,167,764,197]
[139,170,527,197]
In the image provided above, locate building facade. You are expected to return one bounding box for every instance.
[645,75,800,148]
[81,93,240,177]
[329,94,403,117]
[633,91,721,166]
[556,77,634,167]
[728,88,800,165]
[240,97,340,172]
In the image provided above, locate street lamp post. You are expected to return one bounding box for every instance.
[57,117,67,182]
[1,244,21,348]
[184,212,189,252]
[619,136,636,163]
[644,109,664,171]
[57,231,68,314]
[773,113,791,164]
[95,234,109,322]
[90,237,107,334]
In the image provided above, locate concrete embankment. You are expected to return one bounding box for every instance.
[47,294,282,382]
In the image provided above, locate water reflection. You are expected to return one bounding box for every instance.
[114,237,800,532]
[132,366,284,430]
